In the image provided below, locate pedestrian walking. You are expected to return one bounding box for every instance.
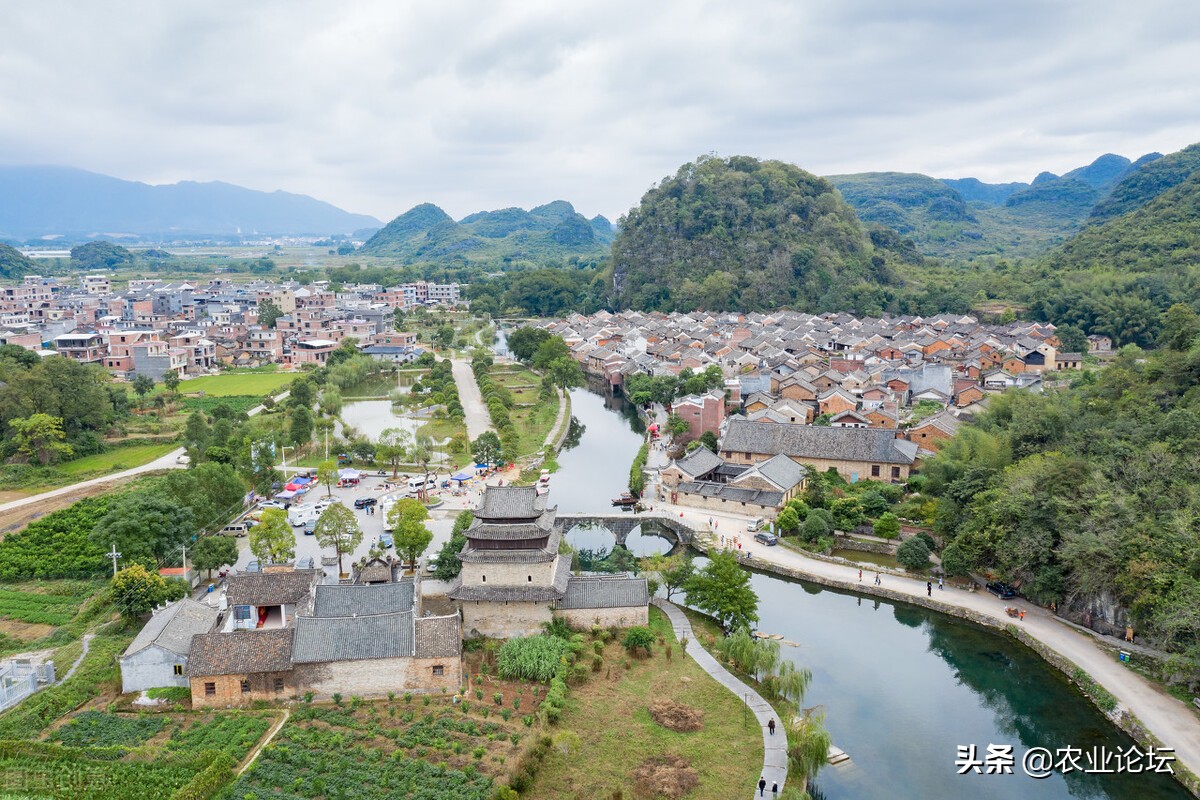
[874,572,881,585]
[768,718,776,735]
[938,576,944,590]
[858,568,862,582]
[927,581,932,597]
[758,777,767,797]
[772,783,779,797]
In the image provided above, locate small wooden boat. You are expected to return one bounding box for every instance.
[611,492,638,507]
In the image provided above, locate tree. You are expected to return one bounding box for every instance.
[317,459,338,498]
[288,378,315,410]
[532,336,571,370]
[1054,323,1089,355]
[666,413,691,439]
[376,427,412,477]
[507,327,552,362]
[433,325,456,349]
[776,507,800,535]
[314,503,361,577]
[622,626,655,655]
[873,511,901,540]
[897,536,931,571]
[859,489,890,517]
[110,564,169,620]
[163,370,181,394]
[1159,303,1200,351]
[258,299,283,329]
[289,406,313,446]
[786,712,833,796]
[471,431,502,466]
[161,462,247,534]
[684,550,758,632]
[801,509,833,543]
[433,510,474,580]
[830,497,864,531]
[191,535,239,579]
[410,435,435,501]
[390,498,432,569]
[249,508,295,564]
[132,374,155,407]
[90,492,195,567]
[547,357,584,390]
[699,430,719,452]
[8,413,73,465]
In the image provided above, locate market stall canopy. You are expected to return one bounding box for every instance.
[451,470,474,482]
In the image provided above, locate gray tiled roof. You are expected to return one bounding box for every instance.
[122,598,218,658]
[414,614,462,658]
[312,580,414,618]
[739,453,808,491]
[721,419,918,465]
[476,486,548,520]
[557,576,649,610]
[466,509,556,540]
[188,629,295,676]
[673,447,722,479]
[677,481,783,508]
[227,570,319,607]
[291,610,414,663]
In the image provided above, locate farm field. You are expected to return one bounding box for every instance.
[57,443,177,477]
[0,580,106,657]
[524,607,764,799]
[179,370,298,397]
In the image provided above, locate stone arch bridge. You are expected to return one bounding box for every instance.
[556,511,698,549]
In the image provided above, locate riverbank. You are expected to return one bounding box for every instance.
[681,527,1200,796]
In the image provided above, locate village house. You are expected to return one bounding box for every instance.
[720,418,919,483]
[119,599,219,694]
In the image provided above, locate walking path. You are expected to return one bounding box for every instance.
[653,598,788,797]
[61,633,95,682]
[652,499,1200,787]
[237,709,290,776]
[542,388,571,450]
[450,357,492,441]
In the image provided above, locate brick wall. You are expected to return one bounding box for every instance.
[462,600,552,638]
[293,656,462,700]
[190,671,295,708]
[459,559,557,587]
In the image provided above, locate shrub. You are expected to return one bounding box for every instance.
[916,531,937,552]
[497,635,571,682]
[897,537,931,571]
[622,626,655,655]
[873,511,901,540]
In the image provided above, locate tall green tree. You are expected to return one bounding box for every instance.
[547,357,584,390]
[471,431,502,466]
[132,374,155,407]
[317,459,338,498]
[90,492,195,567]
[257,299,283,329]
[684,550,758,632]
[389,498,432,569]
[8,413,73,465]
[314,503,361,577]
[249,508,294,565]
[111,564,169,620]
[191,535,239,579]
[433,510,474,580]
[376,427,412,477]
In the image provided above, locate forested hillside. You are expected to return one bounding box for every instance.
[1089,143,1200,221]
[360,200,612,269]
[0,243,37,280]
[610,155,907,313]
[925,325,1200,657]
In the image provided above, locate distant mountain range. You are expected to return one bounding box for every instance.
[828,152,1166,260]
[0,165,382,241]
[360,200,615,265]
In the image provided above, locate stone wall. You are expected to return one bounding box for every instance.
[462,600,552,638]
[190,670,295,708]
[832,534,895,555]
[293,655,462,700]
[459,559,557,587]
[558,605,648,629]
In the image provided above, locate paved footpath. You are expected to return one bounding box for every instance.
[450,357,493,441]
[649,499,1200,787]
[653,598,789,797]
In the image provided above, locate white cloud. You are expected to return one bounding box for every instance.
[1,0,1198,222]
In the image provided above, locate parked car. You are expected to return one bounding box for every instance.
[753,532,779,546]
[245,561,262,573]
[303,520,317,536]
[746,516,766,532]
[378,533,394,548]
[260,499,288,510]
[221,522,250,537]
[175,453,190,465]
[354,496,378,509]
[986,582,1017,599]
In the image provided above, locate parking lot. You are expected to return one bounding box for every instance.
[223,472,475,584]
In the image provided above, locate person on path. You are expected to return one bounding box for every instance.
[858,568,862,582]
[938,576,944,590]
[768,718,776,735]
[772,783,779,797]
[758,777,767,796]
[927,581,932,597]
[874,572,881,585]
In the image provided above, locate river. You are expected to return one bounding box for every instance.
[542,363,1189,799]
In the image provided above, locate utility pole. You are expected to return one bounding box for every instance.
[324,427,329,461]
[280,445,291,474]
[107,543,121,577]
[181,542,187,582]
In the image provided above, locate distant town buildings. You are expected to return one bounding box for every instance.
[0,274,455,379]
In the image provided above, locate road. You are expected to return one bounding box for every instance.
[450,357,493,441]
[642,469,1200,786]
[0,389,289,518]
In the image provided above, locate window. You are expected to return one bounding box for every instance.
[481,575,486,582]
[173,664,184,676]
[241,679,251,694]
[527,575,532,582]
[871,465,880,478]
[234,605,251,621]
[274,678,284,692]
[432,665,445,676]
[204,682,216,696]
[891,467,901,479]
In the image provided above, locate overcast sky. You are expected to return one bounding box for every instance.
[2,1,1199,223]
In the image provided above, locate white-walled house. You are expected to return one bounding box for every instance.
[118,598,219,694]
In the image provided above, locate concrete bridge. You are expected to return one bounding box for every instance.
[556,511,698,549]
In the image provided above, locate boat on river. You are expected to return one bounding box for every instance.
[611,492,638,507]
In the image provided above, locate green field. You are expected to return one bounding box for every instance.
[58,443,177,476]
[179,371,298,397]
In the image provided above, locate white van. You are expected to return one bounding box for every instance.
[288,506,318,527]
[407,476,430,494]
[746,516,766,532]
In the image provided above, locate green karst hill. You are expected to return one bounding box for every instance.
[360,199,613,267]
[610,155,909,313]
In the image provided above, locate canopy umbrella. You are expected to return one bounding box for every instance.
[451,470,474,482]
[275,489,298,499]
[338,468,362,479]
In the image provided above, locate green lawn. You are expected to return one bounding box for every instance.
[179,371,298,397]
[58,443,178,477]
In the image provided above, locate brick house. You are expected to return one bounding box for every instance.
[672,390,726,442]
[719,418,918,483]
